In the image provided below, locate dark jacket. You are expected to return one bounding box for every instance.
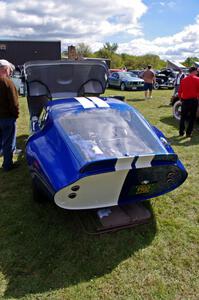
[0,77,19,118]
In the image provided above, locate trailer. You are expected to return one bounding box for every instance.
[0,40,61,66]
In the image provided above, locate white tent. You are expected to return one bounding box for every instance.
[167,60,186,70]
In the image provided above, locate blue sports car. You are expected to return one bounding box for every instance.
[24,60,187,210]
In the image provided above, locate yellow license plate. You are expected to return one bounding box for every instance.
[136,185,151,194]
[128,184,155,196]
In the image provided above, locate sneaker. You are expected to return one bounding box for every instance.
[13,148,22,155]
[149,96,153,99]
[186,133,192,138]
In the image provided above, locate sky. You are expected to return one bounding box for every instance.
[0,0,199,61]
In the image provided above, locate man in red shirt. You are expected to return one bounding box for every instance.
[178,66,199,137]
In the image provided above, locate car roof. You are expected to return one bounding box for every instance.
[109,69,126,72]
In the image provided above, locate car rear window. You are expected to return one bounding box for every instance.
[57,107,167,161]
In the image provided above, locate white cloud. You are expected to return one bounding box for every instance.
[118,15,199,60]
[160,1,176,9]
[0,0,199,61]
[0,0,147,40]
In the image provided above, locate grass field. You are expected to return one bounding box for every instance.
[0,89,199,300]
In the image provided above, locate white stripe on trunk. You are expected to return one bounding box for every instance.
[115,157,134,171]
[54,170,129,210]
[135,155,155,169]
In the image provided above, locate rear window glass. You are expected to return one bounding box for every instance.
[57,107,166,161]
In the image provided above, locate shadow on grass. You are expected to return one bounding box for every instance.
[158,105,171,108]
[0,136,157,298]
[160,116,179,130]
[168,134,199,147]
[127,98,145,102]
[160,116,199,146]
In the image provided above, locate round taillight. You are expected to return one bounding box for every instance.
[167,171,177,184]
[71,185,80,191]
[68,193,77,199]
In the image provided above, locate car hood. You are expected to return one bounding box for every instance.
[24,59,108,99]
[123,77,144,82]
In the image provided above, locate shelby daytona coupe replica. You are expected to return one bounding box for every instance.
[24,60,187,210]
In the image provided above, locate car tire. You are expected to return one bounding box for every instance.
[32,180,47,203]
[120,83,126,91]
[153,82,159,90]
[173,100,181,121]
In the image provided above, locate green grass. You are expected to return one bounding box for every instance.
[0,89,199,300]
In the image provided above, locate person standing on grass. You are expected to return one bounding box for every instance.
[178,66,199,138]
[173,68,185,95]
[142,65,156,100]
[0,59,19,171]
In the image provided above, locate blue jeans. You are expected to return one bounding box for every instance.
[0,118,16,170]
[0,124,16,152]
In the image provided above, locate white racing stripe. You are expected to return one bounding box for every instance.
[54,169,129,209]
[115,157,134,171]
[135,155,155,169]
[88,97,110,108]
[75,97,96,108]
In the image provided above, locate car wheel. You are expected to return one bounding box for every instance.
[153,82,159,90]
[120,83,126,91]
[32,180,47,203]
[173,100,181,121]
[170,95,179,106]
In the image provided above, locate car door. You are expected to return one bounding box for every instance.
[109,72,120,87]
[114,73,121,87]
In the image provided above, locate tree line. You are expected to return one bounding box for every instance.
[62,42,199,70]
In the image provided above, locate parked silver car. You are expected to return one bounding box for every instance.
[11,71,25,95]
[107,72,144,91]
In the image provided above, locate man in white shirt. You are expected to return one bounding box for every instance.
[173,68,185,94]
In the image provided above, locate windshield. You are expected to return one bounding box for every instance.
[128,72,138,78]
[120,73,134,79]
[57,107,166,162]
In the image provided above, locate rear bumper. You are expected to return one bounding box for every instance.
[54,161,187,210]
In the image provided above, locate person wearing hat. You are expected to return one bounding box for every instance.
[178,66,199,138]
[0,59,19,171]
